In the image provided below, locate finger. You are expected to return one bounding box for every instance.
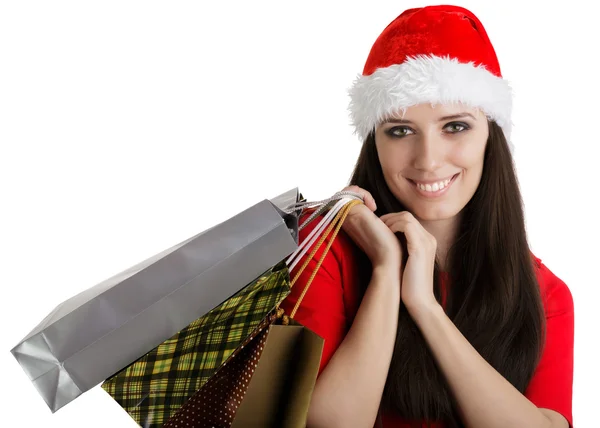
[386,218,436,255]
[380,211,413,222]
[342,185,377,212]
[395,211,415,220]
[380,211,412,224]
[384,218,411,234]
[387,218,426,240]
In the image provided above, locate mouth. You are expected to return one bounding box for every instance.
[407,173,460,198]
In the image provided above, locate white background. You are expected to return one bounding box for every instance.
[1,1,598,426]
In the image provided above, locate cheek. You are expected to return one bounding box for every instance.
[455,148,486,191]
[378,146,410,175]
[454,140,486,171]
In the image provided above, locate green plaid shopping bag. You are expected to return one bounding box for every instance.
[101,260,291,427]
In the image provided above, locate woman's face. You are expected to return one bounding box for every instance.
[374,103,489,221]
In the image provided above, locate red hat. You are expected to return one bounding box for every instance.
[348,5,513,150]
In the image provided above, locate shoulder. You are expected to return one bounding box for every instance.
[530,253,574,318]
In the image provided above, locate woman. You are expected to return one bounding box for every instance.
[279,5,574,428]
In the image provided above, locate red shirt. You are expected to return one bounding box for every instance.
[279,214,574,427]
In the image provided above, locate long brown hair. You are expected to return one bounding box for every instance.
[348,120,546,427]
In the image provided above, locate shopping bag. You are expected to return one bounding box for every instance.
[11,188,302,413]
[231,320,325,428]
[162,197,363,428]
[101,260,292,427]
[163,317,324,428]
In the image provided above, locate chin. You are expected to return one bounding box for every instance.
[410,206,461,222]
[413,211,458,221]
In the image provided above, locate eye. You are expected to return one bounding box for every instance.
[444,122,470,133]
[386,126,415,138]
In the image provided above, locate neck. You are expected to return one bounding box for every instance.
[417,214,462,272]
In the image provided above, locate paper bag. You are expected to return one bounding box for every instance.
[11,188,302,412]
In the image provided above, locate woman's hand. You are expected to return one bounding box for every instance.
[380,211,438,313]
[338,186,403,271]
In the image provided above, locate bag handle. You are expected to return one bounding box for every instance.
[276,198,362,323]
[286,197,350,272]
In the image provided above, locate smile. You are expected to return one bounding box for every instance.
[408,173,460,198]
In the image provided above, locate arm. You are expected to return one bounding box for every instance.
[285,195,404,428]
[379,213,574,428]
[307,264,401,428]
[407,299,571,428]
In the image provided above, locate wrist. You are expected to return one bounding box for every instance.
[372,262,402,281]
[371,264,402,298]
[405,297,442,322]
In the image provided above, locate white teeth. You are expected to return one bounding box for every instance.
[416,178,452,192]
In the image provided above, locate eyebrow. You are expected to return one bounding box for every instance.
[383,112,477,124]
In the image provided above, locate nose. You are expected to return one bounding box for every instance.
[412,131,444,172]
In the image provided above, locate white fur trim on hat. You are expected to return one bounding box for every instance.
[348,54,513,149]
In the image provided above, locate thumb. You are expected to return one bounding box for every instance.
[365,194,377,212]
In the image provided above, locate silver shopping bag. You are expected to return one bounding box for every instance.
[10,188,302,413]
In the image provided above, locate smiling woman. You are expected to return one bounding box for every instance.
[279,4,574,428]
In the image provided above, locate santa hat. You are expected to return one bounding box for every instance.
[348,5,513,150]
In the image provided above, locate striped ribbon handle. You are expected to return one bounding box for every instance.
[297,191,363,232]
[286,197,350,272]
[280,190,364,215]
[276,198,362,322]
